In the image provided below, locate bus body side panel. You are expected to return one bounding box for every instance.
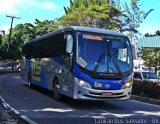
[35,58,74,98]
[30,58,48,88]
[20,59,30,82]
[20,58,75,98]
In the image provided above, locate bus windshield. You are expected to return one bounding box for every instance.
[76,32,133,74]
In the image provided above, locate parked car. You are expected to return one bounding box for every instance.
[133,71,160,82]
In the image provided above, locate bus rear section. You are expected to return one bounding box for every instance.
[21,26,133,101]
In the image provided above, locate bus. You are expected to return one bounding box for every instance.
[21,26,133,100]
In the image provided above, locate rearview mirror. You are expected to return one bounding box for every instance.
[66,35,73,54]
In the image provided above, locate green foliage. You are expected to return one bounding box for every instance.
[34,19,57,36]
[1,19,57,60]
[0,0,154,61]
[0,35,2,47]
[60,0,153,39]
[143,31,160,72]
[121,0,154,40]
[145,30,160,37]
[142,49,160,72]
[1,24,35,60]
[59,0,122,30]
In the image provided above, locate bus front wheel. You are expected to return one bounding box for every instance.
[53,78,62,100]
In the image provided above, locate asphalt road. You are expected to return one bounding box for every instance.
[0,73,160,124]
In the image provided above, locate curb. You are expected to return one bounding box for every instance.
[131,95,160,105]
[0,96,38,124]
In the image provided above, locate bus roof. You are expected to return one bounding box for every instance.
[24,26,127,46]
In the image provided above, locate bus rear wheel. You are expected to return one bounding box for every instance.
[53,79,62,100]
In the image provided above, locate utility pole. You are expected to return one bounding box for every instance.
[6,15,20,53]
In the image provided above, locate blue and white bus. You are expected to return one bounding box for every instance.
[21,26,133,100]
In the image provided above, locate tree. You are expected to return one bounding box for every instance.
[0,34,2,48]
[145,30,160,37]
[121,0,154,41]
[142,48,160,73]
[59,0,122,30]
[1,35,9,59]
[0,18,58,60]
[144,33,155,37]
[142,30,160,73]
[60,0,153,37]
[1,23,35,60]
[0,0,154,61]
[34,19,57,36]
[155,30,160,36]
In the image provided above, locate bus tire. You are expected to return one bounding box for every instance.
[28,73,32,88]
[53,78,62,100]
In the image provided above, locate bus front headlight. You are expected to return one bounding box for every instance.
[77,79,91,88]
[122,77,133,89]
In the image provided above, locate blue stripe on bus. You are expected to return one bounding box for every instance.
[74,64,129,90]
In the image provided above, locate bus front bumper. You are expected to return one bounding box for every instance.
[73,83,132,101]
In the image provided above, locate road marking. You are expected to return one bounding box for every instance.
[33,108,73,112]
[93,107,136,118]
[92,106,119,117]
[20,115,38,124]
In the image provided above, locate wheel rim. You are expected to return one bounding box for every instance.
[28,80,31,86]
[28,81,31,86]
[28,74,31,87]
[54,80,60,97]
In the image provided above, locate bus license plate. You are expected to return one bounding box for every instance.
[102,92,112,96]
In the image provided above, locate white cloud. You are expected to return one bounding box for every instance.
[0,25,10,34]
[0,25,10,30]
[0,0,57,14]
[43,1,56,10]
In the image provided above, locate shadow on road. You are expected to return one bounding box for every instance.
[24,83,125,110]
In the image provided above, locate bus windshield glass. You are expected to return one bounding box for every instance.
[76,32,133,74]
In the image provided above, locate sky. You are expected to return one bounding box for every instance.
[0,0,159,36]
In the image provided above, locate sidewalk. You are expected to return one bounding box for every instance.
[0,96,28,124]
[0,72,30,124]
[131,95,160,105]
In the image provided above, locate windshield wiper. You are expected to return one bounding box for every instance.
[110,53,121,73]
[93,40,121,73]
[93,51,121,73]
[93,51,105,72]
